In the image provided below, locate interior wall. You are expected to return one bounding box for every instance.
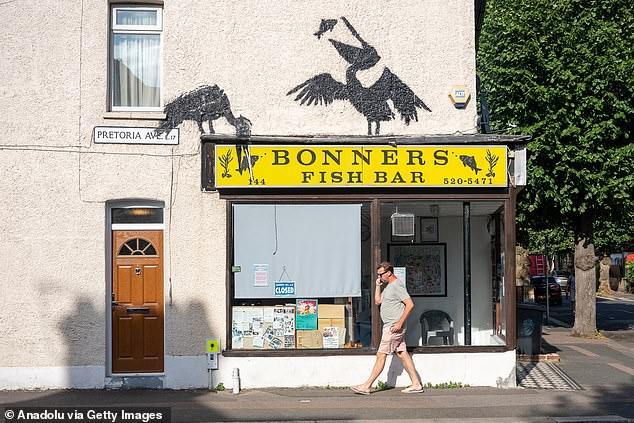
[380,214,494,346]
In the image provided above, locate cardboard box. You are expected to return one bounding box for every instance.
[296,330,322,349]
[297,327,348,348]
[319,304,345,319]
[318,318,345,330]
[318,305,345,331]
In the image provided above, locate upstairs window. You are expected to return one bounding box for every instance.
[110,6,162,110]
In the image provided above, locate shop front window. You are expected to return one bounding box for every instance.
[379,201,506,347]
[229,200,506,351]
[230,203,372,350]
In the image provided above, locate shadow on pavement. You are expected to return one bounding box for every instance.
[540,330,562,355]
[1,389,236,423]
[3,383,634,421]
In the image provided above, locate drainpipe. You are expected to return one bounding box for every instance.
[463,202,472,345]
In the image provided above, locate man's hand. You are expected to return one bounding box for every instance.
[390,322,403,333]
[376,277,383,287]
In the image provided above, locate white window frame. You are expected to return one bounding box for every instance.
[110,5,164,112]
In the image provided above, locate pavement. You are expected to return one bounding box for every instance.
[1,294,634,423]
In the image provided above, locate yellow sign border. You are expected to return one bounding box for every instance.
[214,145,508,188]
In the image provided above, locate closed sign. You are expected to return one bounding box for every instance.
[274,281,296,297]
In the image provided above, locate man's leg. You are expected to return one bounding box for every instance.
[396,350,422,389]
[352,352,387,392]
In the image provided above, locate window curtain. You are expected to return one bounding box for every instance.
[116,10,157,26]
[113,34,160,107]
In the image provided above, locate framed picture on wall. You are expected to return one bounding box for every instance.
[419,217,438,242]
[388,243,447,297]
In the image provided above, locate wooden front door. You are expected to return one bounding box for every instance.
[112,230,164,373]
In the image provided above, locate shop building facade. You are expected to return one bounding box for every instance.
[0,0,528,389]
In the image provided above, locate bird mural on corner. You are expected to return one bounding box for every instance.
[288,17,431,135]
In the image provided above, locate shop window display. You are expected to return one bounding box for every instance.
[229,201,506,350]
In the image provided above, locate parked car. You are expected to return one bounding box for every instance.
[552,271,570,290]
[530,276,562,305]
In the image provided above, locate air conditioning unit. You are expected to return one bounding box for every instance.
[391,211,415,237]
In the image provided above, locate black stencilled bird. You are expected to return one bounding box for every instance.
[314,19,338,39]
[288,17,431,135]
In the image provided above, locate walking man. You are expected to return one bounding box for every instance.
[351,261,424,394]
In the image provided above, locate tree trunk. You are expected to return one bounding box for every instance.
[571,211,597,337]
[598,256,612,294]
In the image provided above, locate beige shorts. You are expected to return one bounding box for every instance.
[378,325,407,355]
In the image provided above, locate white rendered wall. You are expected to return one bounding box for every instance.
[0,367,105,390]
[164,0,478,136]
[0,0,492,390]
[0,351,515,390]
[209,352,516,389]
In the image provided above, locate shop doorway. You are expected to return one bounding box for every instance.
[111,230,164,373]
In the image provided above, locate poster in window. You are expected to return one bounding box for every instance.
[322,327,339,348]
[419,217,438,242]
[388,243,447,297]
[231,306,295,349]
[393,267,406,284]
[253,263,269,287]
[296,299,318,330]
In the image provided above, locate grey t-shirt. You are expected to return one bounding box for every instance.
[380,278,410,328]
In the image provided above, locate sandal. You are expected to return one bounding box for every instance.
[401,386,424,393]
[350,386,371,395]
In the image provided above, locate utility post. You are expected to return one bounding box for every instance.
[544,234,550,323]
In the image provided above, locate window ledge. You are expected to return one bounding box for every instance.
[223,348,375,357]
[222,345,511,357]
[104,111,166,120]
[411,345,510,354]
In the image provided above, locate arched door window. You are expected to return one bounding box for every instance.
[118,238,157,256]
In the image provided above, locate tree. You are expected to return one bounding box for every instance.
[598,255,612,294]
[478,0,634,337]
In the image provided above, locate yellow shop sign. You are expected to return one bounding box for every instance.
[214,145,508,188]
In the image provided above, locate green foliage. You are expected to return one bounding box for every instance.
[324,384,348,390]
[375,380,389,391]
[215,382,225,391]
[479,0,634,252]
[523,226,574,256]
[626,260,634,281]
[423,381,469,389]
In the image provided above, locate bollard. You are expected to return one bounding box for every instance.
[232,368,240,394]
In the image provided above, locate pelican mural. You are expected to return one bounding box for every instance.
[288,17,431,135]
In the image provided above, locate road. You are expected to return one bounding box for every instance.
[547,292,634,347]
